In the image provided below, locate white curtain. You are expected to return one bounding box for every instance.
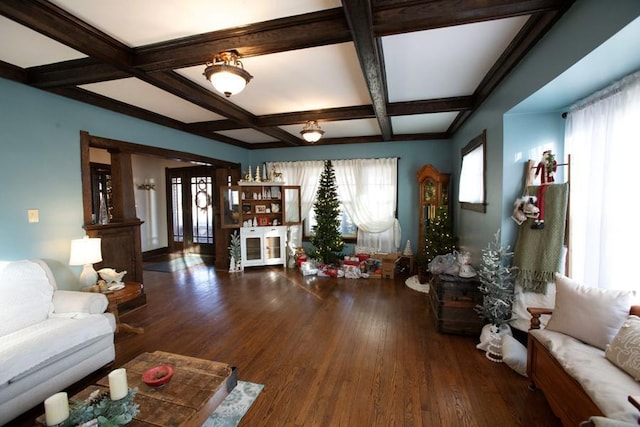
[267,160,324,249]
[333,158,399,252]
[565,70,640,290]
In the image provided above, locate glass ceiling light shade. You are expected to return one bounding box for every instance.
[203,50,253,98]
[69,236,103,288]
[300,120,325,143]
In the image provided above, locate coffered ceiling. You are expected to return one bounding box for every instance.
[0,0,574,149]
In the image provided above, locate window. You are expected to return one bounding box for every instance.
[459,129,486,212]
[304,205,357,240]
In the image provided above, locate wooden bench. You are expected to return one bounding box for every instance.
[527,305,640,426]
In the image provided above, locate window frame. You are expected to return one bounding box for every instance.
[303,204,358,243]
[459,129,487,213]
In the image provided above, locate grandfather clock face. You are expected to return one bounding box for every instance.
[424,179,436,202]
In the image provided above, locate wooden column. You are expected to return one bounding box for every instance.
[109,150,138,221]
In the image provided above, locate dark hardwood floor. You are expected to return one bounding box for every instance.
[9,263,560,426]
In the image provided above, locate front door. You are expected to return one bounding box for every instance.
[166,166,216,255]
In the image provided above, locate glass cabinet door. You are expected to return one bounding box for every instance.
[220,186,241,228]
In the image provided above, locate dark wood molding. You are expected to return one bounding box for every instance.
[342,0,392,140]
[0,0,574,148]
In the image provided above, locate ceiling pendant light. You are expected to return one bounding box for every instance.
[203,50,253,97]
[300,120,325,143]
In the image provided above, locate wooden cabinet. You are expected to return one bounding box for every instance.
[428,274,483,335]
[417,164,450,259]
[220,184,301,228]
[240,225,287,267]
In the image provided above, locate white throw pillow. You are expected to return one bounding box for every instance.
[546,274,635,350]
[502,334,528,377]
[605,315,640,380]
[0,260,54,337]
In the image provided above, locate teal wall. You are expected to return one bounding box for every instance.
[0,78,248,286]
[450,0,640,262]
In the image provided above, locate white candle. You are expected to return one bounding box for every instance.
[108,368,128,400]
[44,392,69,426]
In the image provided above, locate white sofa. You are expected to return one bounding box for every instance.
[526,274,640,426]
[0,259,116,425]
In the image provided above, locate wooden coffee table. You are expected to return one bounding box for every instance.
[39,351,237,427]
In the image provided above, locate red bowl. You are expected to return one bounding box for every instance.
[142,365,174,387]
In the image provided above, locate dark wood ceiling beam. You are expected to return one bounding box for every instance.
[342,0,392,141]
[373,0,571,35]
[134,8,351,72]
[0,0,132,69]
[387,96,474,116]
[143,71,301,146]
[259,105,376,126]
[27,58,128,89]
[49,86,186,131]
[0,60,26,83]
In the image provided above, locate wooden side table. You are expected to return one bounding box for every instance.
[106,282,144,335]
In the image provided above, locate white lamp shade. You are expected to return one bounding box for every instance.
[69,237,103,265]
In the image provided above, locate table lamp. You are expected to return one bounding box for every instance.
[69,236,103,287]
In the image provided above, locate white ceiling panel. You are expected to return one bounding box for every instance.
[177,43,372,116]
[383,16,529,102]
[50,0,343,47]
[280,118,381,140]
[216,129,280,144]
[0,16,85,67]
[79,78,225,123]
[391,112,459,134]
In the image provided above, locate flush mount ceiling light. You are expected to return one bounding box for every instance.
[203,50,253,98]
[300,120,325,143]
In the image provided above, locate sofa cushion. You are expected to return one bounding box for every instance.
[0,314,115,387]
[605,315,640,381]
[0,260,54,337]
[531,328,640,424]
[546,275,635,350]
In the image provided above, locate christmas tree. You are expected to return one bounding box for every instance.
[475,230,515,326]
[422,205,457,266]
[309,160,344,264]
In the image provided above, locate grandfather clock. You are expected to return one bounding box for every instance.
[417,164,451,261]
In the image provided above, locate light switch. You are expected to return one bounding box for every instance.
[28,209,39,223]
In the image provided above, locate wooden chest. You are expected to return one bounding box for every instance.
[429,274,484,335]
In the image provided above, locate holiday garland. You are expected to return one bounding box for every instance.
[60,388,139,427]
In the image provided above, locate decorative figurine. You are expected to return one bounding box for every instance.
[532,150,557,229]
[255,166,261,182]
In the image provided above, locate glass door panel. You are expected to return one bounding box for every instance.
[245,236,262,261]
[264,235,281,260]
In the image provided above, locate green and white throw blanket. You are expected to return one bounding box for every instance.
[513,183,569,293]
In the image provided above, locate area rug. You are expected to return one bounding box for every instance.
[144,255,205,272]
[202,381,264,427]
[405,275,430,293]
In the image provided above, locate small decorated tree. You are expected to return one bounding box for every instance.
[475,229,515,327]
[422,205,457,267]
[309,160,344,264]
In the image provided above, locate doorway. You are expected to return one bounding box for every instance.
[166,166,217,255]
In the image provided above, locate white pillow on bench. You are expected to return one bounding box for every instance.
[546,275,636,350]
